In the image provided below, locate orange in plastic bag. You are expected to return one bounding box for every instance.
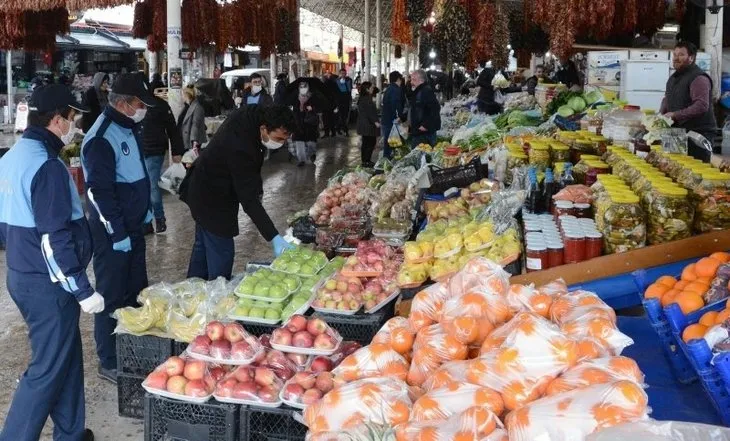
[550,290,612,324]
[407,324,468,386]
[505,380,649,441]
[395,406,503,441]
[332,343,410,383]
[408,283,451,333]
[575,337,613,362]
[546,356,645,396]
[539,278,569,297]
[559,307,633,355]
[372,316,416,355]
[421,360,471,392]
[411,382,505,421]
[303,377,413,435]
[507,284,554,318]
[480,312,541,354]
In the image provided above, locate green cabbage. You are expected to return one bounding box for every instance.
[568,96,587,113]
[557,105,575,117]
[584,90,603,105]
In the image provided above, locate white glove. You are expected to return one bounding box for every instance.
[79,292,105,314]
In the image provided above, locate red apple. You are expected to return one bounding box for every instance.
[286,315,308,333]
[347,283,360,294]
[206,321,225,341]
[314,333,336,350]
[315,372,334,393]
[302,388,322,405]
[224,323,246,343]
[258,385,279,403]
[210,340,231,359]
[209,366,226,382]
[292,371,316,389]
[234,366,254,383]
[292,331,314,348]
[271,328,293,346]
[215,378,238,397]
[265,349,289,366]
[231,341,254,360]
[189,335,211,355]
[259,334,272,348]
[287,352,309,367]
[309,356,334,373]
[145,371,168,390]
[166,375,188,394]
[185,379,209,397]
[283,382,305,401]
[307,318,328,336]
[232,381,258,399]
[254,367,276,387]
[183,360,206,381]
[164,356,185,376]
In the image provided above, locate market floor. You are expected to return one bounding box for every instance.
[0,133,368,440]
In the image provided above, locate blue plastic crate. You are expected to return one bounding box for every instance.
[642,298,697,384]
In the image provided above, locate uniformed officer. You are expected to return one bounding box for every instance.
[81,73,154,384]
[0,84,103,441]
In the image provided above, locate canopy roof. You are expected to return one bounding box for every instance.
[301,0,394,40]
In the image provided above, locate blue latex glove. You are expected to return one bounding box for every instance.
[113,236,132,252]
[271,235,294,257]
[144,210,153,224]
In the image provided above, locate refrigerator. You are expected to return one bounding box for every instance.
[619,60,671,111]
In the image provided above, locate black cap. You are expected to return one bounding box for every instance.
[111,73,156,106]
[29,84,88,113]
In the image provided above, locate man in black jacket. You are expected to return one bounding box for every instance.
[242,73,274,107]
[408,69,441,147]
[180,105,296,280]
[476,65,502,115]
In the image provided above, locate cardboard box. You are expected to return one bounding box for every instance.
[669,51,712,72]
[629,50,670,61]
[587,50,629,86]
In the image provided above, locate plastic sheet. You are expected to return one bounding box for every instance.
[331,343,410,383]
[545,356,645,396]
[407,324,468,387]
[142,354,216,402]
[213,364,284,405]
[395,406,504,441]
[371,317,416,356]
[411,383,505,421]
[585,420,730,440]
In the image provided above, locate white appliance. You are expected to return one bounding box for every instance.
[619,60,671,111]
[587,50,628,86]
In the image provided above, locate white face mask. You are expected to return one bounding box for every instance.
[60,118,77,145]
[252,85,262,94]
[262,132,285,150]
[125,101,147,123]
[299,87,309,96]
[339,78,345,83]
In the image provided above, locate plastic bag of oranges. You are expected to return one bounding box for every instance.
[505,380,649,441]
[545,356,645,396]
[507,284,554,318]
[407,324,468,386]
[408,283,451,333]
[550,290,615,325]
[371,316,416,356]
[411,382,505,421]
[539,278,569,297]
[332,343,410,383]
[421,360,471,392]
[395,406,504,441]
[559,307,633,356]
[303,377,413,435]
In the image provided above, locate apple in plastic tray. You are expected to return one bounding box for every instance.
[144,356,216,398]
[362,277,398,311]
[214,365,283,404]
[270,314,341,351]
[281,370,336,406]
[188,321,263,362]
[312,273,363,311]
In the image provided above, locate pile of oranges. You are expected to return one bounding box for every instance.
[644,252,730,315]
[681,298,730,343]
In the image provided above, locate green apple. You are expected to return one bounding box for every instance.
[254,300,270,308]
[300,263,316,275]
[253,283,269,297]
[248,307,265,318]
[283,277,299,291]
[265,309,281,320]
[237,298,254,307]
[269,285,288,299]
[286,261,301,274]
[233,305,250,316]
[271,259,288,270]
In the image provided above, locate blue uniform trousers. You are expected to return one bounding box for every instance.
[187,222,234,281]
[381,123,393,159]
[89,220,148,370]
[0,271,85,441]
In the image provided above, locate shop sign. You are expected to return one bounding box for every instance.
[167,27,182,37]
[179,48,198,59]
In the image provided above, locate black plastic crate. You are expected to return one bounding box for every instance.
[144,394,238,441]
[428,159,488,194]
[241,405,307,441]
[173,340,188,356]
[239,322,279,337]
[312,298,397,345]
[117,334,175,376]
[118,373,145,419]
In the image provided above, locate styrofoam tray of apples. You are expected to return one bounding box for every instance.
[186,321,265,365]
[279,370,336,410]
[143,355,220,404]
[234,268,301,303]
[270,247,329,277]
[270,315,342,356]
[311,272,364,315]
[213,365,283,408]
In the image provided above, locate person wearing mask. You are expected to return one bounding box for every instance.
[661,41,717,161]
[0,85,101,441]
[321,71,338,138]
[523,65,551,96]
[81,74,155,384]
[290,80,323,166]
[356,82,380,167]
[181,86,207,151]
[150,73,165,91]
[82,72,109,132]
[139,76,185,234]
[335,68,353,135]
[242,73,274,107]
[180,105,296,280]
[274,73,288,105]
[381,71,406,159]
[408,69,441,147]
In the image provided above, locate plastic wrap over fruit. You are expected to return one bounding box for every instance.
[408,283,452,333]
[303,377,413,435]
[395,406,504,441]
[467,314,579,411]
[281,370,336,407]
[214,364,284,404]
[371,317,416,355]
[407,324,468,386]
[114,298,167,336]
[143,355,216,401]
[539,278,569,297]
[411,382,505,421]
[505,380,650,441]
[332,343,409,383]
[421,360,471,392]
[137,281,175,304]
[545,356,645,396]
[585,420,730,441]
[186,321,264,363]
[550,290,615,325]
[704,263,730,304]
[507,284,554,318]
[166,305,208,343]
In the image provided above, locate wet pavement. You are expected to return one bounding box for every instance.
[0,133,367,440]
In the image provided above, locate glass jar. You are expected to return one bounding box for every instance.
[548,242,565,268]
[585,111,603,134]
[589,135,609,155]
[526,244,549,272]
[585,160,610,186]
[572,139,596,163]
[564,231,586,264]
[573,203,592,218]
[573,155,600,185]
[554,200,575,218]
[585,231,603,259]
[692,172,730,233]
[550,143,571,164]
[506,152,529,186]
[602,193,646,254]
[529,143,551,172]
[647,185,694,245]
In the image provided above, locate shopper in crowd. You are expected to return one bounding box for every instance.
[180,85,207,151]
[356,81,380,167]
[661,41,717,161]
[139,75,185,234]
[523,65,551,95]
[555,57,581,89]
[81,72,109,132]
[177,86,193,134]
[179,105,296,280]
[242,73,274,107]
[335,68,354,135]
[381,71,406,159]
[274,73,288,105]
[476,64,502,114]
[149,72,165,91]
[408,69,441,147]
[321,71,338,137]
[290,80,324,166]
[81,73,155,384]
[0,85,100,441]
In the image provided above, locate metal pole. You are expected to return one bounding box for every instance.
[339,25,345,70]
[6,50,13,124]
[375,0,382,102]
[147,50,158,82]
[404,45,410,75]
[270,53,277,91]
[364,0,371,81]
[416,34,421,71]
[166,0,183,118]
[704,1,723,101]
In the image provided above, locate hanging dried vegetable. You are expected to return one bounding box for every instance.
[593,0,617,40]
[0,8,69,52]
[147,0,166,52]
[614,0,638,34]
[635,0,665,37]
[546,0,577,59]
[1,0,64,11]
[392,0,413,46]
[407,0,427,25]
[675,0,686,22]
[432,0,471,65]
[133,0,152,39]
[181,0,219,49]
[66,0,130,10]
[490,1,510,70]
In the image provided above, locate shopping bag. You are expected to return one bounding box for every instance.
[159,162,186,195]
[388,124,405,148]
[494,90,506,105]
[397,121,410,140]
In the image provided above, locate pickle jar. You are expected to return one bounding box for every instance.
[585,160,610,186]
[505,152,529,186]
[550,142,571,164]
[647,185,693,245]
[573,155,600,184]
[692,172,730,233]
[589,135,609,155]
[529,143,551,171]
[602,192,646,254]
[572,139,596,163]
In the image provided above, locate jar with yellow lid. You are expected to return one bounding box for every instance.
[528,143,551,171]
[550,143,571,164]
[676,164,714,189]
[585,160,610,186]
[505,152,528,186]
[692,172,730,233]
[645,146,665,167]
[647,185,693,244]
[573,155,600,184]
[588,135,608,155]
[557,131,579,144]
[593,186,631,230]
[571,139,596,163]
[602,192,646,253]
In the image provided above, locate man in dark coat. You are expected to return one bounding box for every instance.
[321,71,338,137]
[81,72,109,132]
[356,82,380,167]
[381,71,406,158]
[180,105,296,280]
[334,68,354,135]
[476,65,502,115]
[273,73,288,105]
[408,69,441,147]
[242,73,274,107]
